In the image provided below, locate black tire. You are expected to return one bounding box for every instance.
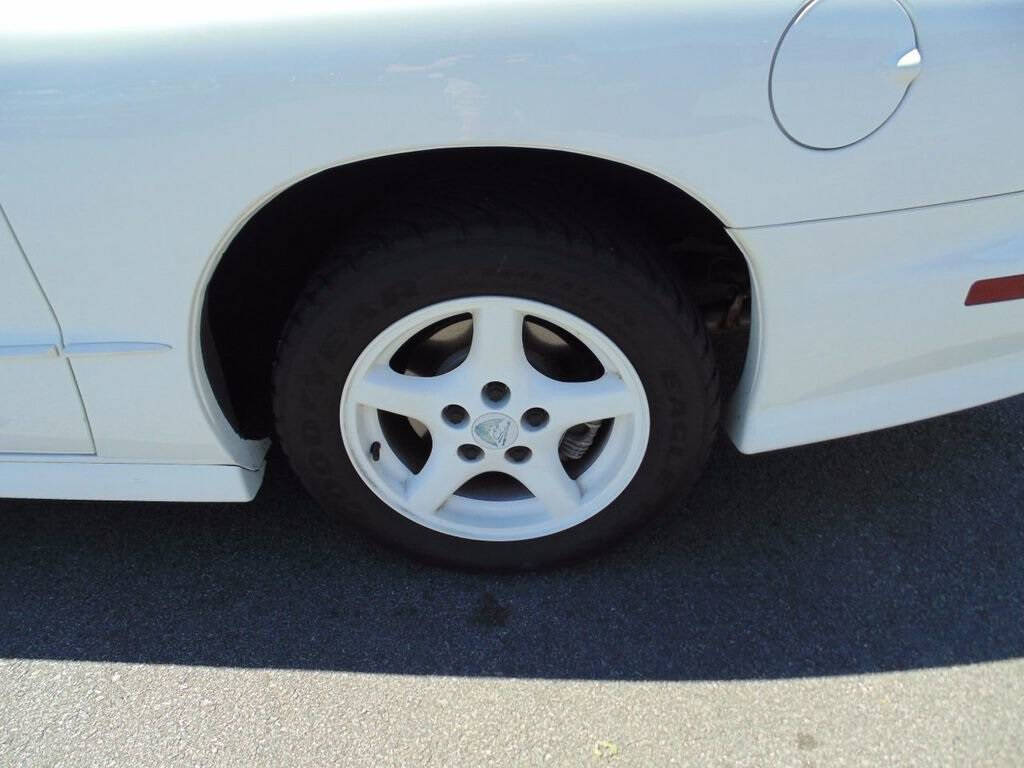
[272,191,719,569]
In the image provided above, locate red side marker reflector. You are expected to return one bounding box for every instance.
[965,274,1024,306]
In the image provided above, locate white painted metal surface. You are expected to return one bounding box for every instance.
[66,351,264,465]
[0,0,1021,500]
[0,209,94,454]
[727,190,1024,453]
[0,359,96,454]
[0,460,262,501]
[0,213,60,347]
[341,298,649,541]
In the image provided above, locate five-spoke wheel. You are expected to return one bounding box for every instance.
[340,297,650,541]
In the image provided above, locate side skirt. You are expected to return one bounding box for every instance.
[0,460,264,502]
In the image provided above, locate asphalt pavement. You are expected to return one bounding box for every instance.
[1,394,1022,766]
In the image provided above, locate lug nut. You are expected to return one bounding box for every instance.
[505,446,532,464]
[442,404,468,426]
[522,408,549,429]
[482,381,511,405]
[458,444,484,462]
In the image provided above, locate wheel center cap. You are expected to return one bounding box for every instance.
[471,412,518,450]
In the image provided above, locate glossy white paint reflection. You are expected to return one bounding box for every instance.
[3,0,699,36]
[897,47,922,71]
[3,0,465,35]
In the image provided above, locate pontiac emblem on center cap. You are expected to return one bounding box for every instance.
[471,413,518,450]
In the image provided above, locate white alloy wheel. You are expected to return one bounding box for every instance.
[339,297,651,542]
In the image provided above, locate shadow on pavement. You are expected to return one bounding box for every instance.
[1,396,1021,680]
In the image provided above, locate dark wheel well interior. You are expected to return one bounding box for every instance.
[202,148,751,439]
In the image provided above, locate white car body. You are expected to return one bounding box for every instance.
[1,0,1022,501]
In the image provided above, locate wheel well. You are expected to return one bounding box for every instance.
[202,147,751,439]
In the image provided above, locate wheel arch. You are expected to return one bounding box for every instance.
[197,146,752,439]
